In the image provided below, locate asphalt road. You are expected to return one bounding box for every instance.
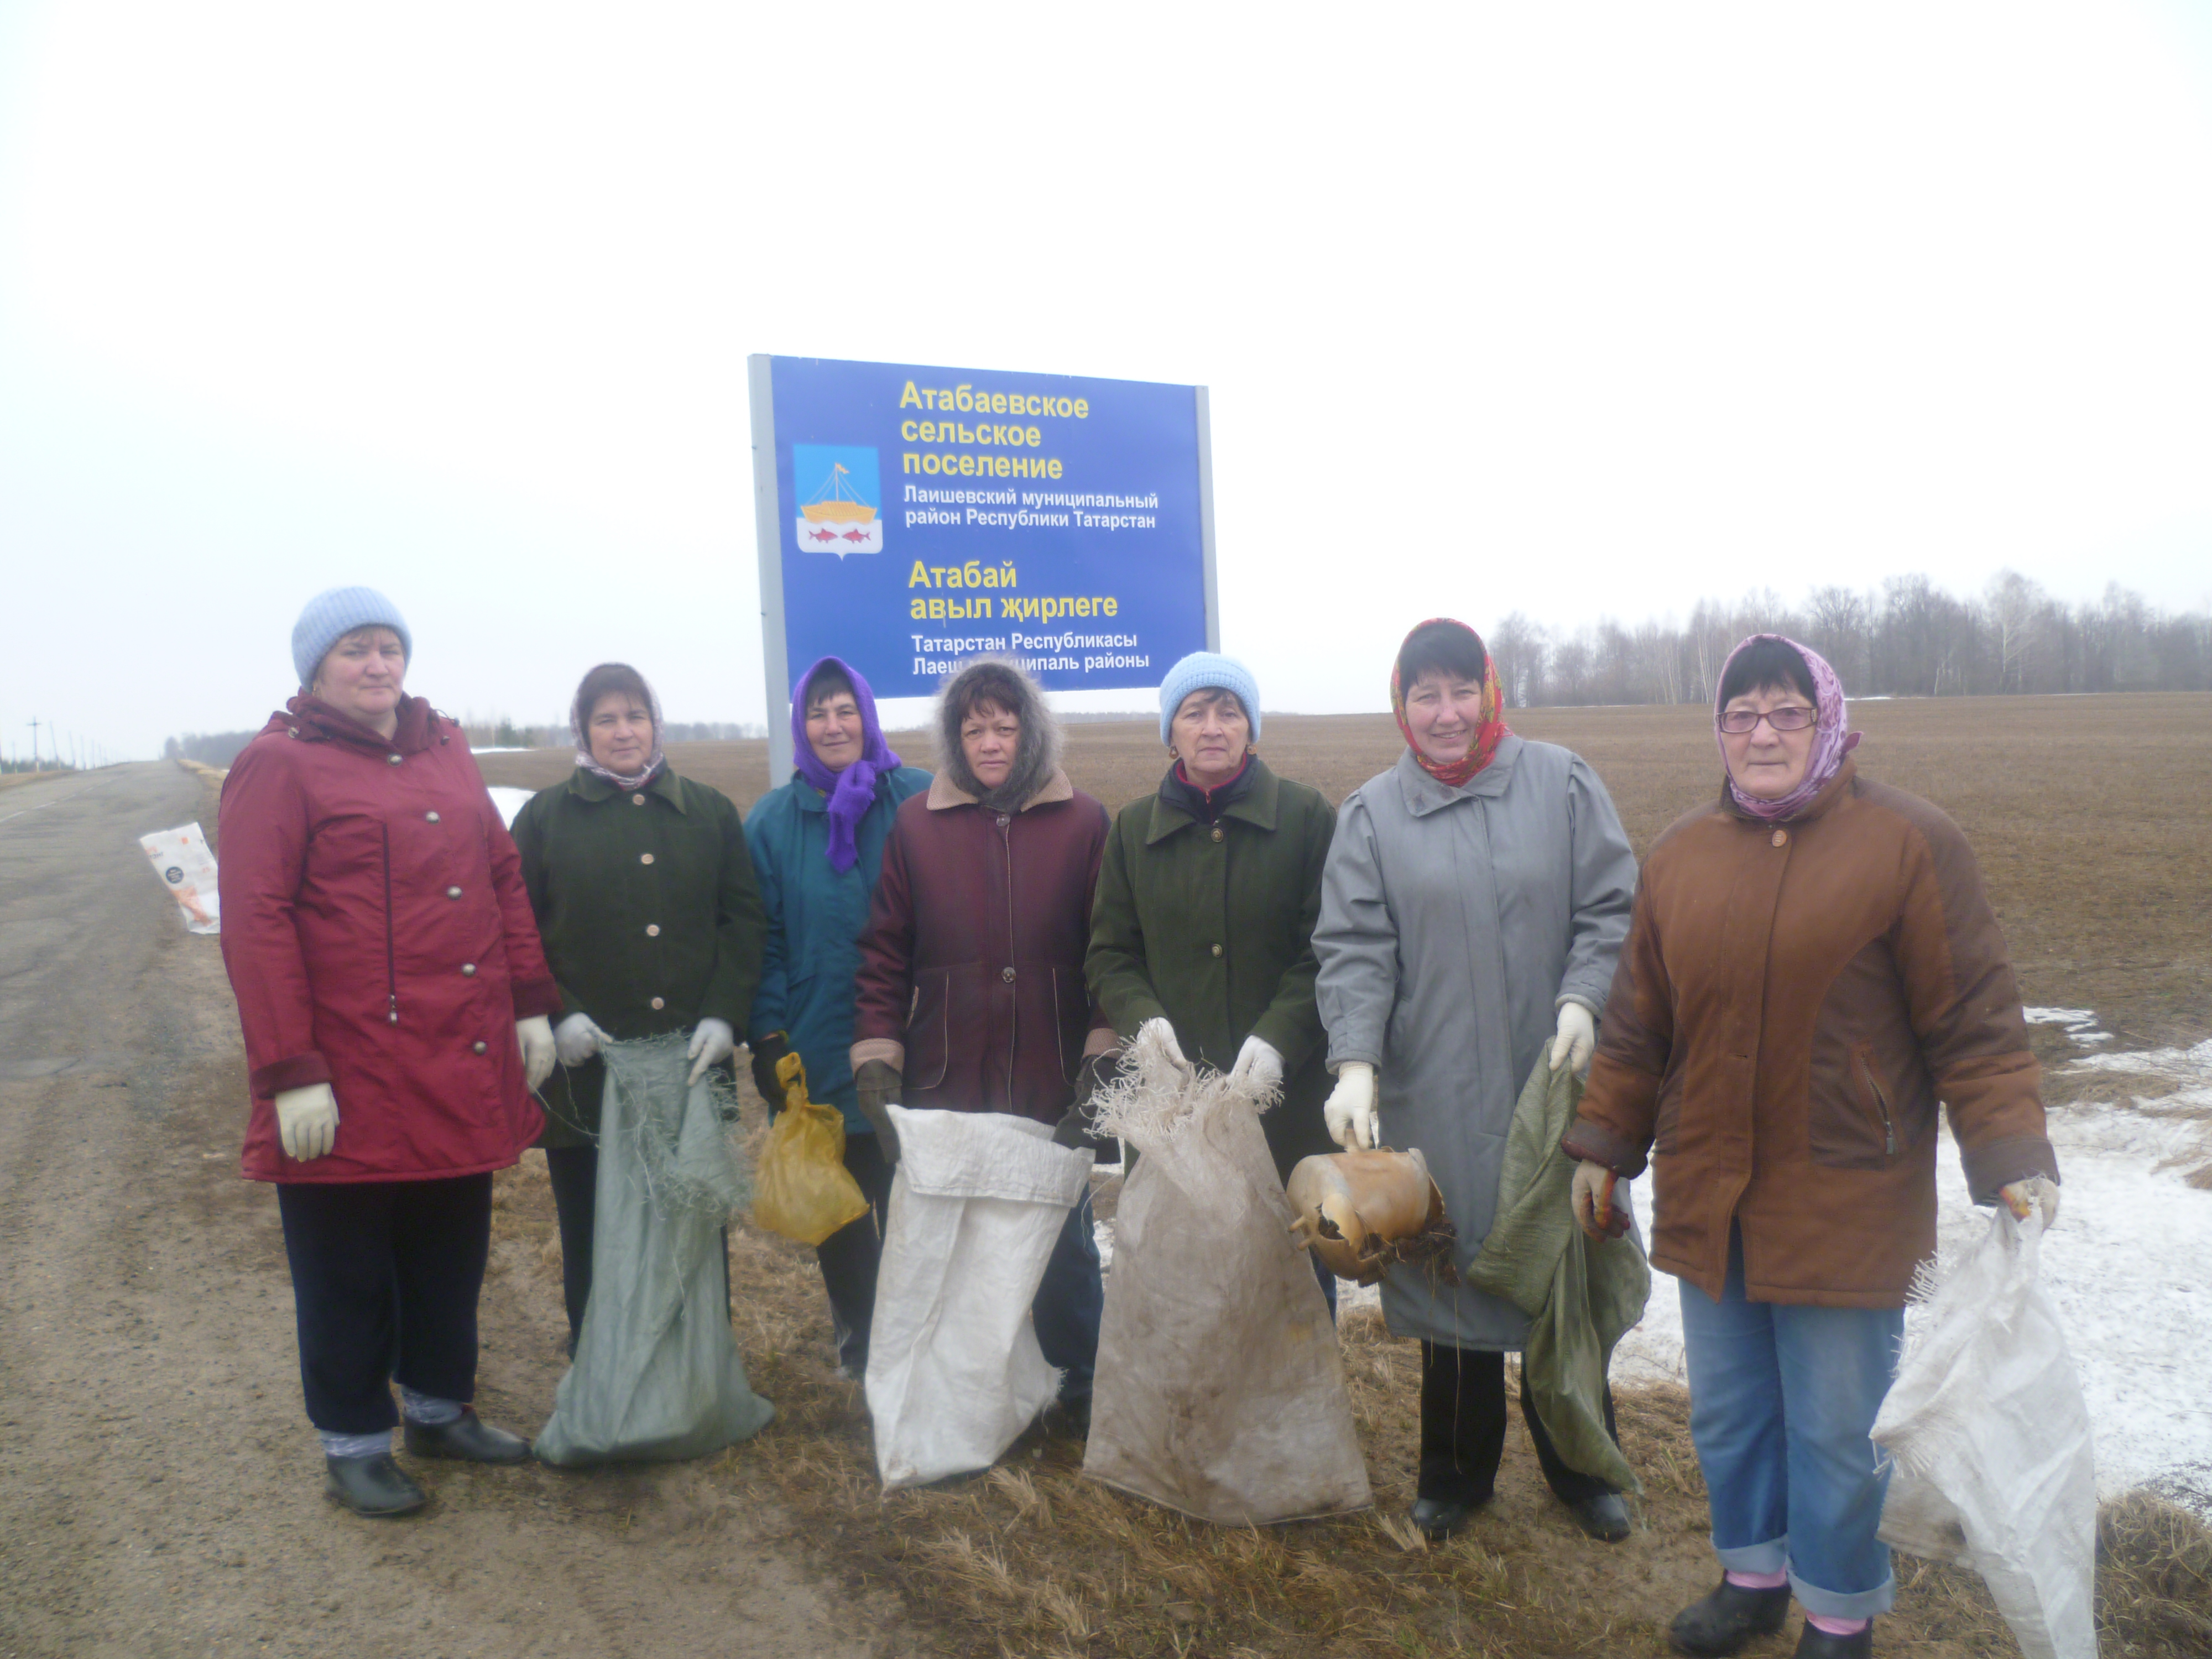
[0,764,876,1659]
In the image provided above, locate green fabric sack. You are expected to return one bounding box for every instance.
[1462,1053,1650,1493]
[534,1036,775,1465]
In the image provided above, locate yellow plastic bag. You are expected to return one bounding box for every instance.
[751,1051,869,1246]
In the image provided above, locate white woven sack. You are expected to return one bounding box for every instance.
[1874,1207,2096,1659]
[1080,1025,1373,1524]
[865,1105,1093,1491]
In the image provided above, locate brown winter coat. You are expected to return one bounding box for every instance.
[850,769,1113,1123]
[1561,758,2058,1308]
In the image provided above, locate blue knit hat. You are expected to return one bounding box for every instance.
[1157,652,1261,744]
[291,587,413,688]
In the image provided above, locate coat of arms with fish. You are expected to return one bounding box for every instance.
[792,444,882,557]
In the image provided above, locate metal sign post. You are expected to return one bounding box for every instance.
[748,354,1217,785]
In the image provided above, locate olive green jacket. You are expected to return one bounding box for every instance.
[511,765,766,1146]
[1086,758,1337,1181]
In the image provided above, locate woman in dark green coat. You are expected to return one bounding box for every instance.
[509,662,767,1350]
[1084,651,1338,1249]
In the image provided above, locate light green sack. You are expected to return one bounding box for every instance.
[533,1035,774,1465]
[1462,1054,1649,1493]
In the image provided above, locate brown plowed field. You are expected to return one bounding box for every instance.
[482,692,2212,1055]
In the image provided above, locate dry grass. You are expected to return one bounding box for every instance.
[486,1100,2212,1658]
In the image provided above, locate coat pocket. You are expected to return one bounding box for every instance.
[904,967,953,1091]
[1808,1033,1898,1170]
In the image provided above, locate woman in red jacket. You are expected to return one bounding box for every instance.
[218,588,562,1517]
[849,656,1114,1428]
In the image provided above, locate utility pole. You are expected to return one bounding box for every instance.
[26,718,39,770]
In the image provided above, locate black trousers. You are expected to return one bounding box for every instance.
[816,1130,897,1373]
[1418,1341,1620,1506]
[544,1145,598,1352]
[275,1174,493,1434]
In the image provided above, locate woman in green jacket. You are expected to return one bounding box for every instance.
[509,662,767,1351]
[1084,653,1338,1292]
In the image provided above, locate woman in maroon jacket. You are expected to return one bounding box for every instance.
[218,588,562,1517]
[849,656,1114,1427]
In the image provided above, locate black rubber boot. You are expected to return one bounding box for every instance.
[324,1453,428,1517]
[1792,1620,1873,1658]
[402,1408,530,1464]
[1668,1576,1792,1656]
[1409,1496,1481,1541]
[1566,1490,1632,1542]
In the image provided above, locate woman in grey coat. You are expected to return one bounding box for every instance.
[1313,618,1639,1544]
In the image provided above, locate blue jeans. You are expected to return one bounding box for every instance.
[1678,1228,1904,1620]
[1033,1191,1104,1402]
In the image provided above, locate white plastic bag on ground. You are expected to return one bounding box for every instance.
[534,1036,773,1464]
[865,1105,1093,1491]
[1081,1025,1372,1524]
[139,823,220,933]
[1874,1206,2096,1659]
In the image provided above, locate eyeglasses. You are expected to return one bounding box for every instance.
[1719,706,1817,734]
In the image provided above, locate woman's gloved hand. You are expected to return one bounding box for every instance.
[1323,1061,1378,1151]
[1571,1159,1630,1241]
[854,1059,902,1164]
[1229,1034,1284,1093]
[686,1017,735,1085]
[1136,1016,1192,1074]
[748,1031,792,1106]
[2000,1176,2060,1229]
[554,1011,607,1068]
[274,1083,340,1161]
[517,1016,556,1091]
[1550,1002,1597,1078]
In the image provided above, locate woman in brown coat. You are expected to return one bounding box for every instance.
[1562,635,2060,1659]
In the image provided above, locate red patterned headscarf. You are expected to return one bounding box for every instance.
[1390,618,1512,787]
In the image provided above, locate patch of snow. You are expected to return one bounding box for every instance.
[1613,1089,2212,1515]
[2025,1006,2111,1045]
[486,786,534,828]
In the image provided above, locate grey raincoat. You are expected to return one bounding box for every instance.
[1312,737,1637,1348]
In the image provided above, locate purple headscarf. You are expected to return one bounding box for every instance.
[1715,634,1861,822]
[791,656,902,873]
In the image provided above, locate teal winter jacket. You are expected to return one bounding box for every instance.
[743,765,932,1131]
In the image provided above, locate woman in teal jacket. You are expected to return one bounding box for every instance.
[744,656,930,1377]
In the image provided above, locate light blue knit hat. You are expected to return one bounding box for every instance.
[291,587,413,687]
[1158,651,1261,744]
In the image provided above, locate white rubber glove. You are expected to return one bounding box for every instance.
[1323,1062,1378,1151]
[517,1015,556,1092]
[274,1083,339,1162]
[1137,1016,1193,1074]
[687,1016,735,1086]
[554,1011,607,1068]
[2000,1176,2060,1229]
[1229,1034,1284,1092]
[1570,1160,1630,1241]
[1550,1001,1597,1078]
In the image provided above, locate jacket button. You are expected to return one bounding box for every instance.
[640,852,654,865]
[426,811,440,823]
[1211,827,1224,842]
[1211,943,1224,957]
[287,728,299,738]
[446,886,462,899]
[461,963,476,976]
[1771,828,1788,848]
[387,754,402,765]
[472,1040,487,1055]
[646,923,660,937]
[633,794,647,806]
[1001,966,1016,982]
[650,996,665,1011]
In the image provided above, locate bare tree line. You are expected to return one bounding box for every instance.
[1485,573,2212,707]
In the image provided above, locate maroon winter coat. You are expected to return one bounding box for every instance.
[218,694,561,1183]
[851,770,1113,1123]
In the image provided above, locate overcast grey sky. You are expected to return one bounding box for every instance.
[4,1,2210,762]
